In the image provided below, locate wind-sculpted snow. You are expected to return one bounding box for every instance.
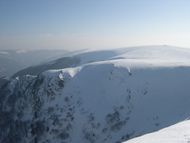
[1,59,190,143]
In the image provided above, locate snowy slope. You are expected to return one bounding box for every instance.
[125,119,190,143]
[1,46,190,143]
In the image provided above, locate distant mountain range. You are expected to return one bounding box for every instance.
[0,49,68,77]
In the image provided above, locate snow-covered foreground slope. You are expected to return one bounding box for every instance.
[1,46,190,143]
[126,119,190,143]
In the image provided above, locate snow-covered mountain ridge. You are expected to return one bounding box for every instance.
[1,45,190,143]
[12,45,190,77]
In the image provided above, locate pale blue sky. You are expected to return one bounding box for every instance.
[1,0,190,49]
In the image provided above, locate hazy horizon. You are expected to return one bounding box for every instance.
[1,0,190,50]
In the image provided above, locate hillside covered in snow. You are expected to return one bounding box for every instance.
[1,45,190,143]
[125,119,190,143]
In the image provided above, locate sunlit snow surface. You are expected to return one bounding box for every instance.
[125,119,190,143]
